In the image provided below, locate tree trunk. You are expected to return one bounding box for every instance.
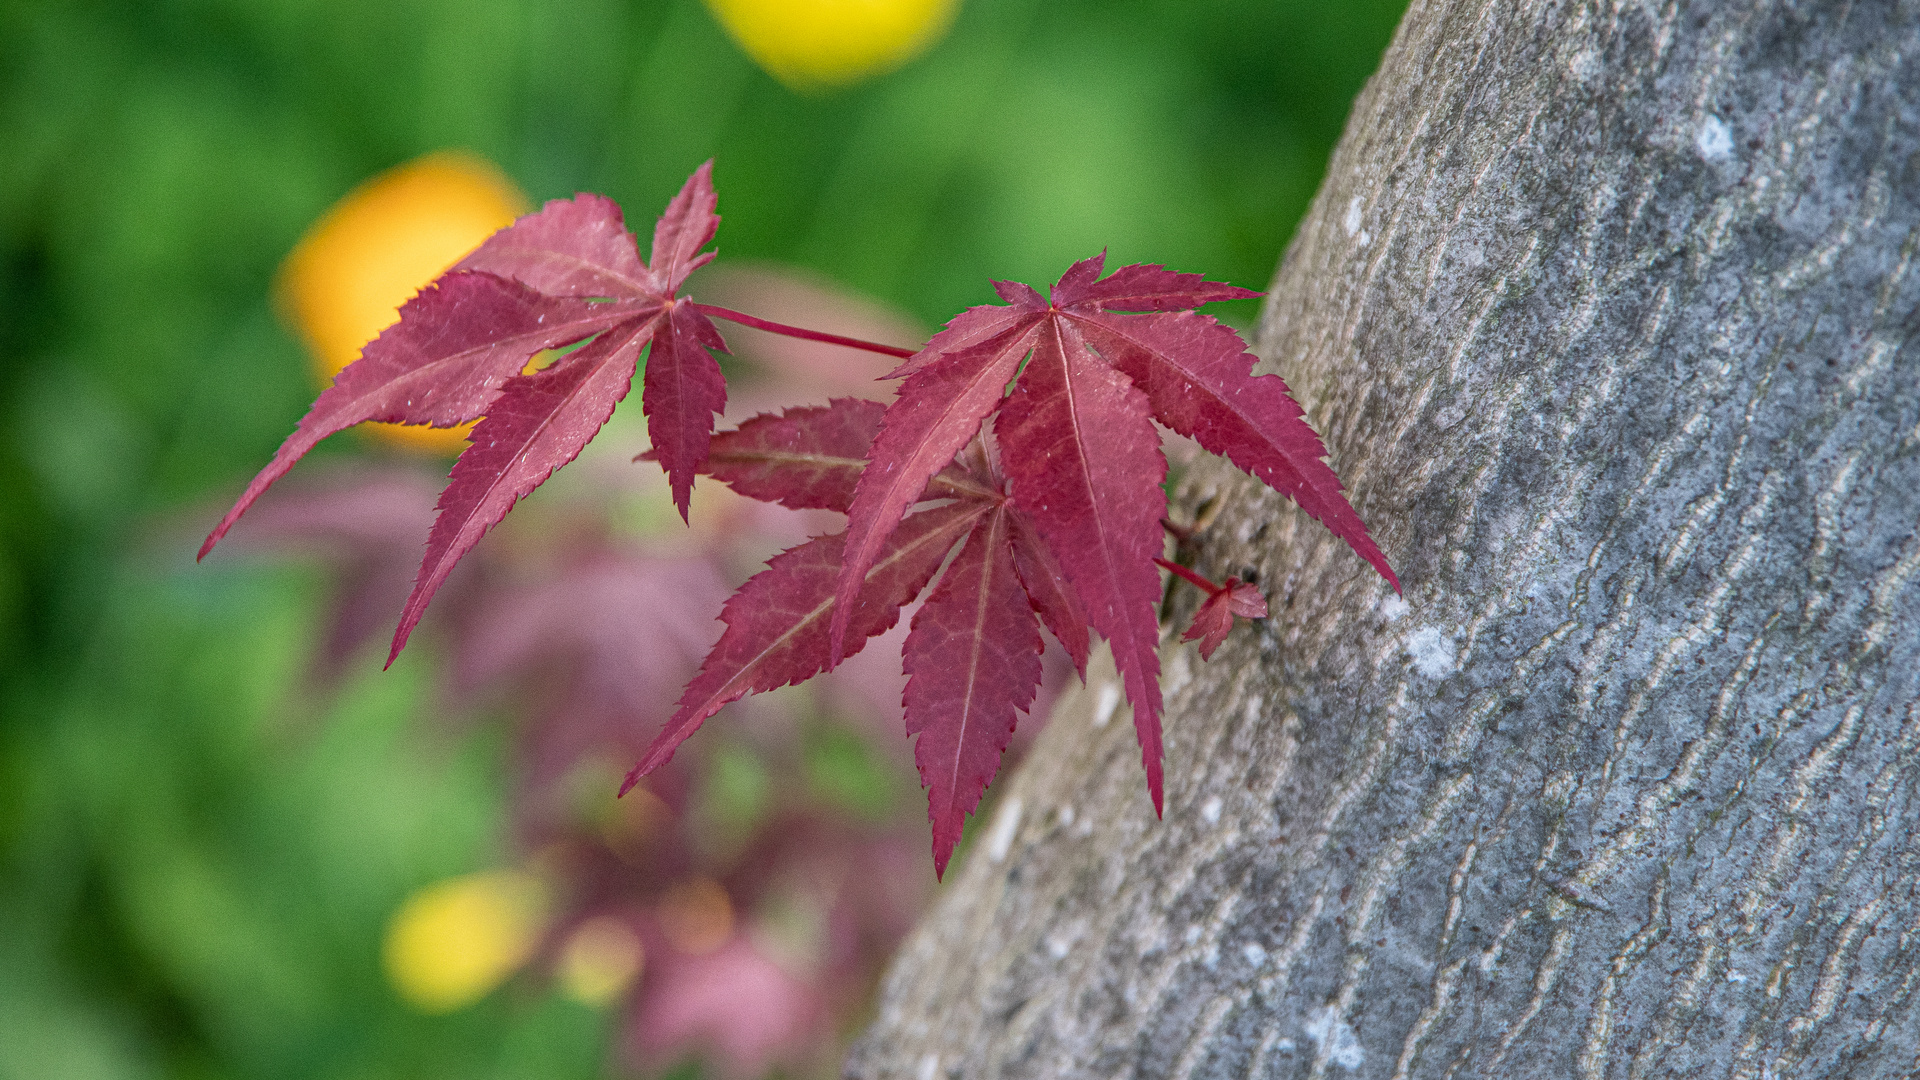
[847,0,1920,1076]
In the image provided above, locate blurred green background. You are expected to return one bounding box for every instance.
[0,1,1406,1077]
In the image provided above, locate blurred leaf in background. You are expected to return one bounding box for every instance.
[0,0,1408,1077]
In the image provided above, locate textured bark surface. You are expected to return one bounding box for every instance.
[848,1,1920,1077]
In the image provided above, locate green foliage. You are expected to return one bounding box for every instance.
[804,722,904,822]
[0,561,613,1080]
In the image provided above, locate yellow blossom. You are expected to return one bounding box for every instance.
[704,0,960,91]
[383,869,546,1013]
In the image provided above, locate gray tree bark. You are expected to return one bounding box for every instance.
[847,1,1920,1077]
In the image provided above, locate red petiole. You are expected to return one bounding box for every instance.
[1154,556,1225,596]
[690,302,918,360]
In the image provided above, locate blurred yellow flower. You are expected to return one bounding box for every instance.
[558,916,645,1005]
[704,0,960,91]
[383,869,546,1013]
[277,151,528,455]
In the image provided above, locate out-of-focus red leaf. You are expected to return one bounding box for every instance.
[456,551,727,786]
[628,934,823,1080]
[626,500,988,787]
[390,320,652,663]
[901,507,1042,877]
[996,322,1169,813]
[224,468,442,673]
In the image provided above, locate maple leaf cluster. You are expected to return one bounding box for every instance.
[206,162,1395,875]
[630,399,1084,874]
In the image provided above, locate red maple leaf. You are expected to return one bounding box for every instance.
[198,271,646,561]
[1156,558,1269,660]
[204,163,924,666]
[207,165,753,663]
[829,254,1396,815]
[630,399,1094,876]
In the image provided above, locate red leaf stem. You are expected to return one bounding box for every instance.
[1153,556,1223,595]
[690,302,917,360]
